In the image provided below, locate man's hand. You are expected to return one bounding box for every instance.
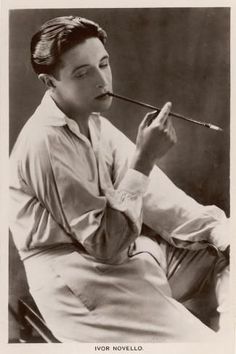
[131,102,177,176]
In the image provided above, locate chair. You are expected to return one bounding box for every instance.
[18,295,60,343]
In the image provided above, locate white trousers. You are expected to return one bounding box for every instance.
[23,236,229,342]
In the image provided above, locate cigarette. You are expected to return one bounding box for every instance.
[108,92,223,131]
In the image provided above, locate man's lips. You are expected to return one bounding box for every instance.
[95,92,111,99]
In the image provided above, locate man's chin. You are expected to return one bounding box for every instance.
[93,97,113,112]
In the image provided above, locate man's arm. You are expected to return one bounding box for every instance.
[103,109,229,253]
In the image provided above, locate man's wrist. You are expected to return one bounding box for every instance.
[130,151,154,177]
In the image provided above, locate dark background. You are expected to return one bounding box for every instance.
[9,8,230,341]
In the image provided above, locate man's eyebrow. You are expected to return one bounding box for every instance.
[100,54,109,61]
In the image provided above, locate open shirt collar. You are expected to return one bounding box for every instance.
[34,90,100,128]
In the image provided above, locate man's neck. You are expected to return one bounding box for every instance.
[77,120,90,140]
[50,92,91,139]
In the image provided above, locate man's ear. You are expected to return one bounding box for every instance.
[38,74,56,89]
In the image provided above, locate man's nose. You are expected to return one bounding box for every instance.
[95,69,107,88]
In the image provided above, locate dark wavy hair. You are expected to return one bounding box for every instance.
[31,16,107,75]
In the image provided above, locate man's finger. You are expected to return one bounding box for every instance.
[169,122,177,143]
[163,116,172,131]
[151,102,172,127]
[159,101,172,125]
[140,110,159,128]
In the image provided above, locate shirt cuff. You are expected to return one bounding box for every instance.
[118,168,149,195]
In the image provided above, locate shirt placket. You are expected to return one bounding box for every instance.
[88,119,114,196]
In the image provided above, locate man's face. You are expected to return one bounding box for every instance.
[52,37,113,118]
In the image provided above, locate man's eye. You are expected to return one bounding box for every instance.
[100,60,109,68]
[75,70,88,78]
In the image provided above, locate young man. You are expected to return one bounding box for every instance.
[10,16,230,342]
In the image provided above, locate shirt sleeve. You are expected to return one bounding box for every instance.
[83,169,149,262]
[143,166,229,251]
[17,128,149,262]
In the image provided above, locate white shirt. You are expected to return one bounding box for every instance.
[9,91,229,261]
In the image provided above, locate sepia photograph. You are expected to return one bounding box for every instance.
[1,1,234,353]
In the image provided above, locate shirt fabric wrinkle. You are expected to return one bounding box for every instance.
[10,90,229,264]
[10,92,148,261]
